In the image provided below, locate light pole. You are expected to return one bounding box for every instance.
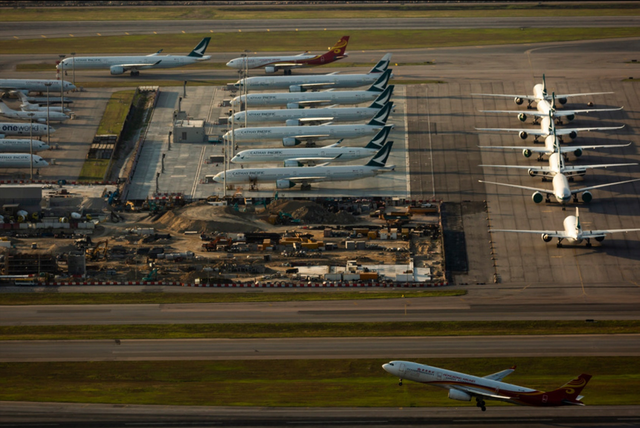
[59,54,66,106]
[241,53,248,129]
[28,112,35,180]
[44,82,52,147]
[71,52,76,90]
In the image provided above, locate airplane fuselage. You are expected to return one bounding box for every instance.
[225,124,388,144]
[230,106,383,125]
[0,109,68,123]
[0,122,52,137]
[231,146,378,164]
[231,90,382,109]
[0,153,49,168]
[227,54,319,70]
[237,73,379,91]
[0,139,50,153]
[57,55,207,71]
[0,79,74,93]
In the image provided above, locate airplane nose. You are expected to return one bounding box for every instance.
[382,363,393,373]
[226,60,233,67]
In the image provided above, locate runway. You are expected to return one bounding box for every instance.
[1,334,638,362]
[2,17,640,40]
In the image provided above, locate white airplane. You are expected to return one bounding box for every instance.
[213,140,395,191]
[493,207,640,248]
[0,79,75,95]
[480,92,623,125]
[229,89,393,126]
[0,122,53,137]
[472,73,613,108]
[231,125,391,166]
[224,104,393,146]
[476,113,625,143]
[0,153,49,169]
[13,92,72,114]
[230,70,392,109]
[382,360,592,411]
[0,100,69,123]
[0,139,50,153]
[56,37,211,76]
[226,36,349,75]
[233,53,392,92]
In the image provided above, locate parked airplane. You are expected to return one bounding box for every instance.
[480,93,623,125]
[0,101,69,123]
[0,79,75,95]
[14,92,72,114]
[382,360,592,411]
[224,104,393,146]
[230,70,392,109]
[0,122,53,137]
[23,95,73,106]
[56,37,211,76]
[493,207,640,247]
[226,36,349,75]
[231,125,391,166]
[472,74,613,108]
[213,140,395,190]
[0,139,50,153]
[0,153,49,169]
[233,53,392,92]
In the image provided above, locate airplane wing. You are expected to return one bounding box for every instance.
[484,366,516,382]
[554,91,614,99]
[296,117,335,125]
[492,228,568,238]
[480,165,553,173]
[479,142,632,154]
[554,125,625,135]
[471,93,536,101]
[295,100,333,108]
[288,176,328,184]
[570,178,640,195]
[480,180,553,196]
[290,134,332,140]
[562,162,638,172]
[117,60,162,71]
[475,127,549,136]
[272,62,305,69]
[299,83,337,91]
[480,107,623,117]
[582,228,640,237]
[451,385,513,401]
[287,156,341,165]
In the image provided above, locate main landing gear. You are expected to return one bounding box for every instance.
[130,70,140,77]
[398,378,403,386]
[284,69,292,75]
[475,397,486,412]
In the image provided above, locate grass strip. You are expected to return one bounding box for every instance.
[1,5,639,21]
[0,290,464,305]
[0,357,637,406]
[77,159,110,182]
[3,28,640,54]
[95,90,135,135]
[1,321,639,341]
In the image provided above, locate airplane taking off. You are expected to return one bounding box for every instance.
[0,101,69,123]
[231,70,392,109]
[0,79,75,95]
[480,92,623,125]
[226,36,349,75]
[382,360,592,411]
[224,105,393,146]
[493,207,640,247]
[472,74,613,108]
[213,140,395,191]
[229,89,393,126]
[0,122,53,137]
[56,38,211,76]
[0,153,49,169]
[233,53,392,92]
[0,139,50,153]
[231,125,391,166]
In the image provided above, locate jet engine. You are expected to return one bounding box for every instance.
[289,85,304,93]
[286,103,301,109]
[514,97,524,105]
[518,113,527,122]
[283,159,302,167]
[569,131,578,139]
[264,66,277,74]
[283,137,301,146]
[528,169,539,177]
[276,179,295,189]
[518,131,528,140]
[558,97,568,105]
[565,114,575,122]
[542,234,553,242]
[37,118,46,123]
[286,119,301,126]
[595,236,605,242]
[448,389,471,402]
[532,191,544,203]
[110,65,125,75]
[573,148,583,158]
[522,149,533,158]
[581,191,593,203]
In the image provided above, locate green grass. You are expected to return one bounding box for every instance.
[3,28,640,54]
[1,4,639,22]
[0,357,636,406]
[1,321,638,341]
[0,290,464,305]
[77,159,110,182]
[96,90,135,135]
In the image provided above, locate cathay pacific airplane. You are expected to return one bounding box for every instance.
[473,74,613,108]
[383,360,592,411]
[0,154,49,169]
[230,70,392,109]
[494,207,640,248]
[0,79,75,95]
[0,122,53,137]
[231,125,391,166]
[0,139,50,153]
[0,100,69,123]
[56,37,211,76]
[213,140,395,191]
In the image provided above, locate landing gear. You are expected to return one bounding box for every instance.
[557,239,564,248]
[301,183,311,191]
[398,379,403,386]
[284,69,292,75]
[475,398,486,411]
[586,239,592,248]
[130,70,140,77]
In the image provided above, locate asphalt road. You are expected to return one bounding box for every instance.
[3,17,640,40]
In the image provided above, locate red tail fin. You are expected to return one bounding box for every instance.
[547,374,592,404]
[330,36,350,57]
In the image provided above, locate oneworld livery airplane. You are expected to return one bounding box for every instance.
[56,38,211,76]
[383,360,592,412]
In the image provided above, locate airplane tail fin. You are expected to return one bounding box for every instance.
[545,374,592,405]
[0,100,12,113]
[316,36,350,63]
[369,53,392,74]
[542,74,547,97]
[369,86,395,109]
[188,37,211,58]
[367,103,393,126]
[366,140,394,167]
[367,70,392,93]
[364,124,392,149]
[576,207,580,230]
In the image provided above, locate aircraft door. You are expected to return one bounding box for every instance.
[398,363,406,375]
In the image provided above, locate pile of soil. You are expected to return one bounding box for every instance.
[158,204,266,234]
[267,200,357,225]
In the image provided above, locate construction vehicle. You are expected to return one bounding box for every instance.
[202,236,233,252]
[86,239,109,261]
[142,268,158,281]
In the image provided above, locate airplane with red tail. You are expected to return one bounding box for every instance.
[226,36,349,75]
[383,360,592,411]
